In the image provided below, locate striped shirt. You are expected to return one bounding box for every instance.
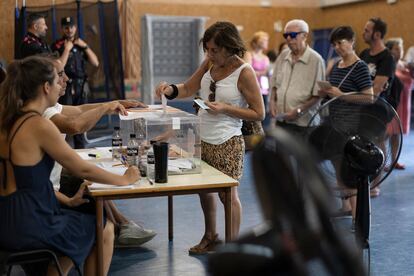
[327,60,372,132]
[328,60,372,92]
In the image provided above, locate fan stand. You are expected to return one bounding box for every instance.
[355,176,371,250]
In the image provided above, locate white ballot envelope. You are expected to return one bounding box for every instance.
[193,99,210,110]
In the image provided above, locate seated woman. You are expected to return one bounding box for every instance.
[0,56,139,275]
[318,26,373,222]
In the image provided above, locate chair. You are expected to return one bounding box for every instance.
[0,249,82,276]
[0,249,63,276]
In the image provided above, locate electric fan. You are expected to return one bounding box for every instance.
[307,92,403,253]
[208,127,365,276]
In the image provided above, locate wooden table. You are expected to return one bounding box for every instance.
[89,161,239,276]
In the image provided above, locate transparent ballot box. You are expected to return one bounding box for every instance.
[119,106,201,175]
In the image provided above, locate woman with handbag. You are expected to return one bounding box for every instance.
[155,21,264,255]
[318,26,373,221]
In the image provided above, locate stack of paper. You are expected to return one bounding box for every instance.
[89,161,132,190]
[168,158,195,173]
[89,183,135,190]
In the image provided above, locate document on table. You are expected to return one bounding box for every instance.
[89,162,135,190]
[168,158,195,173]
[77,147,112,160]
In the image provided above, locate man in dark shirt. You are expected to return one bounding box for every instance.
[51,16,99,148]
[359,17,396,198]
[360,17,395,98]
[20,13,73,64]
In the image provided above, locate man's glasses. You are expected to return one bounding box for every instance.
[283,31,304,39]
[209,80,216,102]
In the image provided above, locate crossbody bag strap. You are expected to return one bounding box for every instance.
[337,60,361,90]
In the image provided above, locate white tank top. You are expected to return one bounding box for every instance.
[199,63,250,145]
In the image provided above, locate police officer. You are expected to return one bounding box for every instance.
[52,16,99,148]
[20,13,73,64]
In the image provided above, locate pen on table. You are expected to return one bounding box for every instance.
[121,155,129,166]
[148,178,154,185]
[88,153,100,158]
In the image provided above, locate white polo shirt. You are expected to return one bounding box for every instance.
[43,103,65,189]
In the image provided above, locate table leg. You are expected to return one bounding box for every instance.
[224,187,233,242]
[168,195,173,241]
[96,198,104,276]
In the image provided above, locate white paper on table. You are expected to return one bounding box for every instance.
[96,164,128,175]
[168,159,194,172]
[148,104,164,110]
[89,183,135,190]
[77,152,94,160]
[76,148,112,160]
[119,112,153,120]
[89,163,132,190]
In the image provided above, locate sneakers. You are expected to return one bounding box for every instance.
[116,222,156,247]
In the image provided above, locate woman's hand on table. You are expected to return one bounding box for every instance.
[123,165,140,184]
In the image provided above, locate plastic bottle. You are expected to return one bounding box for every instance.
[147,140,156,182]
[127,134,139,166]
[112,126,122,160]
[136,133,146,176]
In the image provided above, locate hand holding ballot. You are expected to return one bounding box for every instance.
[317,81,344,98]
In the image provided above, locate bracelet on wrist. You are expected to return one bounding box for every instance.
[165,84,179,100]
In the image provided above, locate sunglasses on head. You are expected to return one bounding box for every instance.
[209,80,216,102]
[283,31,304,39]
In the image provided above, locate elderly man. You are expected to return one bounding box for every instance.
[269,19,325,138]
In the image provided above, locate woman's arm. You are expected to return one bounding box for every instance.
[36,119,139,185]
[155,58,211,99]
[206,66,265,121]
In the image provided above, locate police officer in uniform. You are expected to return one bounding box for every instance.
[52,16,99,148]
[20,13,73,64]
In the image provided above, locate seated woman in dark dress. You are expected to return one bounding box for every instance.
[0,56,139,275]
